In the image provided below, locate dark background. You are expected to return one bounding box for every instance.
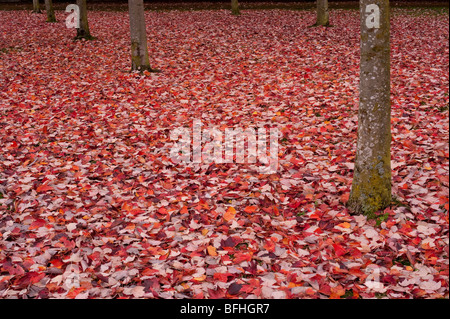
[1,0,449,3]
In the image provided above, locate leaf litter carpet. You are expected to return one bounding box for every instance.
[0,9,448,298]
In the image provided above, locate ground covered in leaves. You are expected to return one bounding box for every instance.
[0,8,448,299]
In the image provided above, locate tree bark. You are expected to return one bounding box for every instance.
[348,0,391,217]
[314,0,329,26]
[231,0,240,15]
[75,0,93,40]
[128,0,154,72]
[32,0,42,13]
[44,0,56,22]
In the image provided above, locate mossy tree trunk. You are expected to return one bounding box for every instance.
[231,0,240,15]
[128,0,154,72]
[32,0,42,13]
[313,0,329,26]
[348,0,391,218]
[44,0,56,22]
[75,0,93,40]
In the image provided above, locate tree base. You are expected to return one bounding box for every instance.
[308,22,332,28]
[74,29,96,41]
[131,66,161,74]
[347,192,391,219]
[74,35,96,41]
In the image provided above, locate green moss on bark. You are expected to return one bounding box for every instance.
[130,42,159,73]
[348,154,391,218]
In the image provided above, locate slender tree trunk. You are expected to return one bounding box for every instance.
[348,0,391,217]
[75,0,93,40]
[32,0,42,13]
[128,0,154,72]
[313,0,329,26]
[231,0,240,15]
[44,0,56,22]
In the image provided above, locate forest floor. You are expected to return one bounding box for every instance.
[0,1,449,12]
[0,7,448,299]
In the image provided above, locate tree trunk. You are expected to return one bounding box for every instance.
[128,0,154,72]
[314,0,329,26]
[231,0,240,15]
[44,0,56,22]
[348,0,391,218]
[32,0,42,13]
[75,0,93,40]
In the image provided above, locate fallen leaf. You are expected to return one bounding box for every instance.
[223,206,237,222]
[207,245,218,256]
